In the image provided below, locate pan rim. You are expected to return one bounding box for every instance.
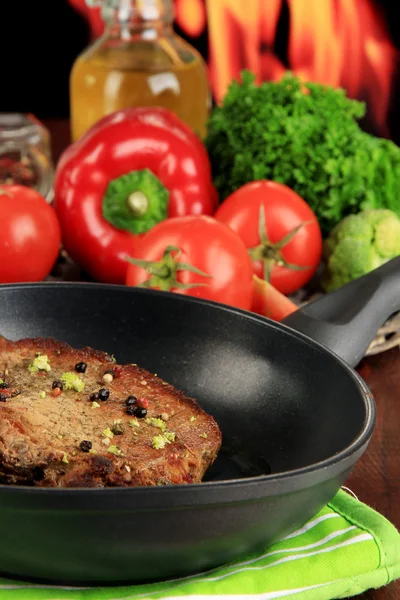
[0,281,376,502]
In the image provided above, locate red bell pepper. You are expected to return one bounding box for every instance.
[251,275,298,321]
[53,107,217,284]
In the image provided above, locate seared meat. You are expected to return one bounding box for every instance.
[0,336,221,488]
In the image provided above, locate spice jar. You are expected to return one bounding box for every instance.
[0,114,54,201]
[70,0,211,141]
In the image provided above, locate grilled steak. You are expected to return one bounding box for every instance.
[0,336,221,488]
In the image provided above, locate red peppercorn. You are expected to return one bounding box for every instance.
[138,397,149,409]
[52,387,62,398]
[113,366,123,378]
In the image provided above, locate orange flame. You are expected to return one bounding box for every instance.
[70,0,396,136]
[206,0,397,136]
[175,0,206,38]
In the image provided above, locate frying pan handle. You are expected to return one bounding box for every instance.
[282,256,400,367]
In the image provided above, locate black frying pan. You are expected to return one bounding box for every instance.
[0,257,398,585]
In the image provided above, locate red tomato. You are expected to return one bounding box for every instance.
[125,215,254,310]
[214,181,323,295]
[0,185,61,283]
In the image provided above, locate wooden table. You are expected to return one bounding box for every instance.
[47,119,400,600]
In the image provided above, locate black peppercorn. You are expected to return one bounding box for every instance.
[0,382,9,389]
[80,440,92,452]
[75,362,87,373]
[52,380,63,390]
[89,392,99,401]
[125,395,137,406]
[0,393,7,402]
[126,405,137,416]
[98,388,110,401]
[135,407,147,419]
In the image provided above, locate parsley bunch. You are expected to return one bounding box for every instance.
[205,71,400,235]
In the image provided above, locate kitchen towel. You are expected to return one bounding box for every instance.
[0,489,399,600]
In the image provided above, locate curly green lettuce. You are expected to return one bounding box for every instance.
[205,71,400,235]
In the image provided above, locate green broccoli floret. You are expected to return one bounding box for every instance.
[322,209,400,292]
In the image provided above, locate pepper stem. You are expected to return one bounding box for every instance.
[126,245,213,292]
[127,191,149,217]
[248,205,312,282]
[102,169,169,235]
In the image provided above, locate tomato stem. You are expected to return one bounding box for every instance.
[248,205,312,282]
[126,245,213,291]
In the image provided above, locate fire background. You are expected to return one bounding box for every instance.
[3,0,399,143]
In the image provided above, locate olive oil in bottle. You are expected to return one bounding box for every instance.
[70,0,211,141]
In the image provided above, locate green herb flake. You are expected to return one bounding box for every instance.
[57,434,63,440]
[28,353,51,373]
[89,448,97,454]
[61,452,69,464]
[61,372,85,392]
[108,445,122,456]
[200,433,208,439]
[129,419,140,429]
[146,417,166,432]
[152,431,176,449]
[0,379,3,384]
[91,401,100,408]
[102,427,114,439]
[152,434,167,450]
[38,391,46,399]
[190,416,196,422]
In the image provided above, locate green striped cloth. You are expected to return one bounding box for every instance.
[0,490,399,600]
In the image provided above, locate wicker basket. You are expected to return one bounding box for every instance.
[295,292,400,357]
